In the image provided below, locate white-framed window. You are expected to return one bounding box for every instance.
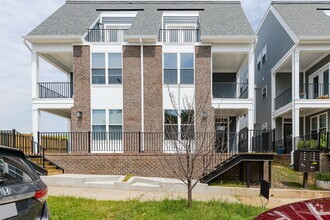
[164,109,194,140]
[262,86,267,99]
[109,110,123,140]
[163,53,194,85]
[92,52,123,85]
[257,53,262,71]
[92,109,123,133]
[311,112,327,134]
[262,122,268,131]
[92,53,106,84]
[262,44,267,65]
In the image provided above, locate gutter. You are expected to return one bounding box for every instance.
[22,38,32,52]
[140,38,144,150]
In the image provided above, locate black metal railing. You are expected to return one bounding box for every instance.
[158,29,200,43]
[274,87,292,110]
[87,29,129,42]
[212,82,248,99]
[300,83,330,99]
[0,130,46,168]
[38,130,274,154]
[38,82,73,98]
[294,131,330,152]
[273,137,293,154]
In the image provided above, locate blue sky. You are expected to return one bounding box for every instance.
[0,0,271,133]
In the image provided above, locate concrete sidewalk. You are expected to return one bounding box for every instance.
[43,174,330,208]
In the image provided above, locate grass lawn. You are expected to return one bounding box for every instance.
[48,196,265,220]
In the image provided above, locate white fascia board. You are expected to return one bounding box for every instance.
[212,99,253,110]
[272,102,292,119]
[201,35,256,44]
[295,100,330,109]
[269,6,298,43]
[23,35,82,44]
[31,44,73,53]
[255,4,271,35]
[32,99,74,110]
[211,44,253,53]
[296,44,330,52]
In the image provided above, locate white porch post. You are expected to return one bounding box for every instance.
[248,52,255,99]
[291,51,300,164]
[31,51,39,99]
[248,108,254,152]
[32,109,40,151]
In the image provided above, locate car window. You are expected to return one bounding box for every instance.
[0,155,34,186]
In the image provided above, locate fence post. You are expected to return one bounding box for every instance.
[138,132,141,153]
[12,129,16,149]
[88,131,91,153]
[272,129,275,152]
[42,147,45,168]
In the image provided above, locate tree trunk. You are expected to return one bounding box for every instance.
[187,180,192,208]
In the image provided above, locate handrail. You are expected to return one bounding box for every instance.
[158,29,200,42]
[212,82,249,99]
[274,87,292,110]
[87,29,129,42]
[38,82,72,98]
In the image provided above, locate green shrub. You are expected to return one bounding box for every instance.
[320,133,328,149]
[316,172,330,182]
[297,140,305,149]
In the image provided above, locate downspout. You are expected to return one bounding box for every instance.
[140,38,144,150]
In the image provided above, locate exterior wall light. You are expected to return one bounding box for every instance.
[203,112,208,119]
[76,111,83,118]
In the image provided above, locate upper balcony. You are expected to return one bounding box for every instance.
[157,29,200,43]
[37,82,73,99]
[213,81,248,99]
[86,29,129,43]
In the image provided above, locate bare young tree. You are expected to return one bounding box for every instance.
[159,87,231,208]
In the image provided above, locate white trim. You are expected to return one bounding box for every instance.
[270,45,296,75]
[310,112,328,133]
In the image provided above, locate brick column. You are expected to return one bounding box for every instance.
[71,45,91,132]
[123,46,141,152]
[143,46,163,151]
[70,45,91,152]
[195,46,214,133]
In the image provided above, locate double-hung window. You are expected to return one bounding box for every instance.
[164,54,178,84]
[92,53,122,85]
[108,53,122,84]
[109,110,122,140]
[180,53,194,84]
[262,44,267,65]
[257,53,262,71]
[92,53,106,84]
[92,110,106,140]
[164,110,194,140]
[311,113,327,139]
[164,53,194,85]
[164,110,178,140]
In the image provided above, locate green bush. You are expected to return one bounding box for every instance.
[316,172,330,182]
[297,140,305,149]
[319,133,328,149]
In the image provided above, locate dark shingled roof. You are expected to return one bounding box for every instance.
[27,0,254,38]
[273,1,330,37]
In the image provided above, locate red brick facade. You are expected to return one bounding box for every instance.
[195,46,214,132]
[123,46,142,132]
[71,45,91,132]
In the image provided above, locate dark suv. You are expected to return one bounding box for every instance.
[0,146,50,219]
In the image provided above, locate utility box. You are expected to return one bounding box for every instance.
[294,150,320,172]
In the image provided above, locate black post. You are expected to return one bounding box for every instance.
[138,132,141,153]
[87,131,91,153]
[246,162,250,188]
[268,161,272,188]
[259,161,264,181]
[42,147,45,168]
[272,129,276,152]
[303,172,308,189]
[12,129,16,149]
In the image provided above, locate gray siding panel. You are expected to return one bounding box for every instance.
[276,73,291,96]
[255,11,295,130]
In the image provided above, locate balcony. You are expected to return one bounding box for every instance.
[212,82,248,99]
[38,82,73,98]
[300,83,330,100]
[274,87,292,110]
[86,29,128,43]
[158,29,200,43]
